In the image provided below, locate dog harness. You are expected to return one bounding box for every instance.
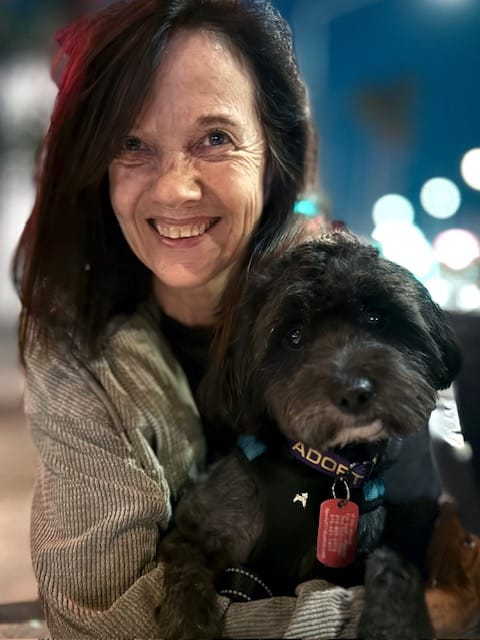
[216,436,386,601]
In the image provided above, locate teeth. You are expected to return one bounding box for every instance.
[153,219,215,239]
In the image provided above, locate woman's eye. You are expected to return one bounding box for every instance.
[122,136,144,152]
[284,328,304,350]
[205,130,231,146]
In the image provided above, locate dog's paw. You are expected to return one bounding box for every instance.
[365,548,422,597]
[358,548,433,640]
[158,566,222,640]
[158,600,221,640]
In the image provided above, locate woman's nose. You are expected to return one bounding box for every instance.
[150,154,202,208]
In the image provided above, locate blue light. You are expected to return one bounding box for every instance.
[294,199,318,217]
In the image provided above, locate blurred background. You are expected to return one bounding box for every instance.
[0,0,479,625]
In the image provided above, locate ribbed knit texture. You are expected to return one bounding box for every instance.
[24,299,367,639]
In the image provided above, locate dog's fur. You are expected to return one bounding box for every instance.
[158,232,461,640]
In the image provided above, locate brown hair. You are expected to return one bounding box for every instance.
[13,0,318,361]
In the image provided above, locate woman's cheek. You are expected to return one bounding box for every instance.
[109,164,150,218]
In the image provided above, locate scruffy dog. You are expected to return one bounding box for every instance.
[158,232,461,640]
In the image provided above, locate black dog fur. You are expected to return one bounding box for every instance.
[158,232,461,640]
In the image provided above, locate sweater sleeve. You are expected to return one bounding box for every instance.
[222,581,364,639]
[27,381,172,638]
[23,307,206,639]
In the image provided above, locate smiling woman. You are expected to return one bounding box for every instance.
[11,1,353,638]
[10,0,465,638]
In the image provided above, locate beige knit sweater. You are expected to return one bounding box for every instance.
[23,299,373,639]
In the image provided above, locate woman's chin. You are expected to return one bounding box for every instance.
[152,265,226,295]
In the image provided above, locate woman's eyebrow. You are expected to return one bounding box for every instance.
[196,114,242,129]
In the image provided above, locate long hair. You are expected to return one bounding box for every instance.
[13,0,318,361]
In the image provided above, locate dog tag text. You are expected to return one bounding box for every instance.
[317,499,359,568]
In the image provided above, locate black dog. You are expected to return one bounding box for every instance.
[158,232,461,640]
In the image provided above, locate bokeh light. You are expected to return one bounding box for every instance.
[294,199,318,217]
[372,194,415,226]
[0,56,57,127]
[420,177,461,219]
[372,221,436,279]
[424,277,451,308]
[456,284,480,312]
[433,229,480,270]
[461,148,480,191]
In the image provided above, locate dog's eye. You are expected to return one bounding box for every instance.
[361,308,385,326]
[284,328,304,349]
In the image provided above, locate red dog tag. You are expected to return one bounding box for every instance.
[317,499,359,568]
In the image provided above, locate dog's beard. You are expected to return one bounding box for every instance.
[265,391,388,450]
[327,420,385,448]
[262,334,437,451]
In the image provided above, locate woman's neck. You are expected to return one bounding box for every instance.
[153,276,227,328]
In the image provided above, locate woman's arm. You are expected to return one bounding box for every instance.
[222,581,364,639]
[24,307,204,639]
[28,399,171,638]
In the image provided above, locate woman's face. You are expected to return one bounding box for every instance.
[109,29,266,304]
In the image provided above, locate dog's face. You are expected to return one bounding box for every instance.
[205,232,461,450]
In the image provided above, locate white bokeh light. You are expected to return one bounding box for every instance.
[456,284,480,312]
[420,178,462,220]
[424,277,451,308]
[461,148,480,191]
[372,221,436,279]
[372,194,415,226]
[433,229,480,270]
[0,152,36,323]
[420,177,461,219]
[0,57,57,128]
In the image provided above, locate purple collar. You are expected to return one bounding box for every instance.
[287,440,377,488]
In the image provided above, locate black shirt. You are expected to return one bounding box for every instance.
[160,312,235,461]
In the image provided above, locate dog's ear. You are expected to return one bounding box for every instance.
[198,274,267,435]
[422,296,462,390]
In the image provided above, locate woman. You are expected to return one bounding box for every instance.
[13,0,460,638]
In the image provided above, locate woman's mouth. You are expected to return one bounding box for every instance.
[149,217,220,240]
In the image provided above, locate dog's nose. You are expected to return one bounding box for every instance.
[334,377,374,414]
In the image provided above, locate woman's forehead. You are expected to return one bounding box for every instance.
[158,29,254,98]
[136,29,261,133]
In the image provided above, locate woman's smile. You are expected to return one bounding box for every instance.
[148,216,221,245]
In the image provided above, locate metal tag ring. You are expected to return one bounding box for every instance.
[332,476,351,504]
